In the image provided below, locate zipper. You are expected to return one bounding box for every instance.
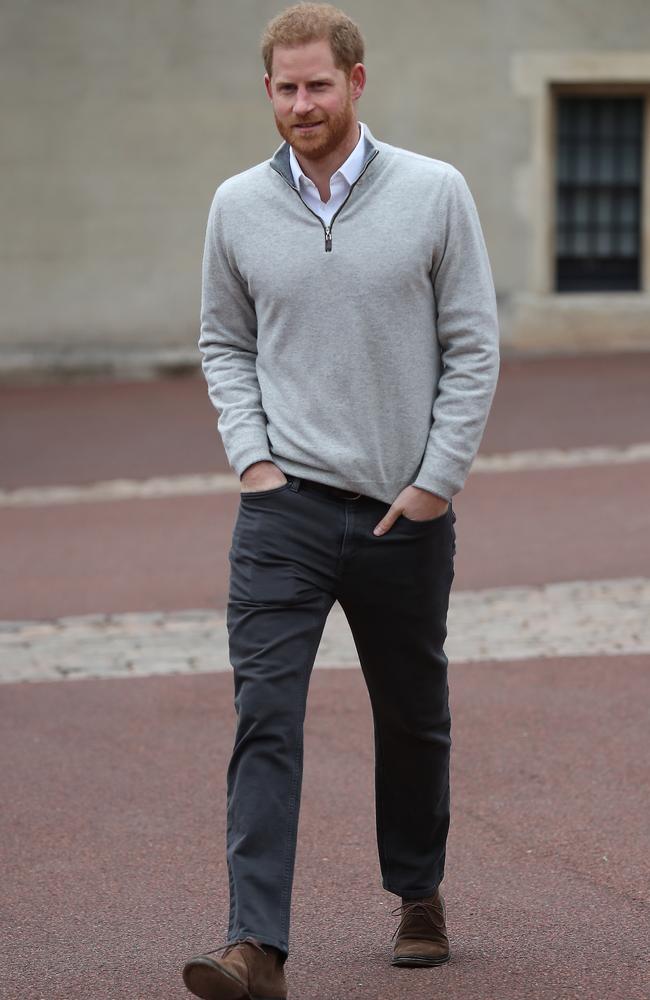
[322,149,378,252]
[274,148,379,253]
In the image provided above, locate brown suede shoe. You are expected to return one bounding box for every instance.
[181,936,287,1000]
[390,887,451,967]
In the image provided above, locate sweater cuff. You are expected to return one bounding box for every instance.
[411,475,454,503]
[231,444,275,479]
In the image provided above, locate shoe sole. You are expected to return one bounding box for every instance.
[391,953,451,967]
[182,955,284,1000]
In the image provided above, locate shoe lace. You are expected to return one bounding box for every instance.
[389,900,446,942]
[201,936,268,958]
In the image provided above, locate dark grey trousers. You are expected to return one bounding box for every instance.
[225,475,456,959]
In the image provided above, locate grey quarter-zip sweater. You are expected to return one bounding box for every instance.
[198,124,500,504]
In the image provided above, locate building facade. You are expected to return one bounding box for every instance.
[1,1,649,379]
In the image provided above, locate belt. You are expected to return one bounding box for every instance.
[290,476,364,501]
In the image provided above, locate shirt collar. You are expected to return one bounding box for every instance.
[289,121,366,191]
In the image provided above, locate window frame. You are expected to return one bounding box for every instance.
[551,82,649,294]
[510,52,650,350]
[553,90,645,293]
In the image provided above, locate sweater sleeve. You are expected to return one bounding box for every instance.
[198,190,274,477]
[412,167,500,501]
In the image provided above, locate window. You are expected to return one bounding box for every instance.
[555,95,644,291]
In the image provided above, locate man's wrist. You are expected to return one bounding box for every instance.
[412,484,450,503]
[241,460,275,479]
[240,460,286,486]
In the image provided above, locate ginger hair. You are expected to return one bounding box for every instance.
[261,3,365,77]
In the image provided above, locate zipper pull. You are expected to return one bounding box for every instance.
[324,226,332,252]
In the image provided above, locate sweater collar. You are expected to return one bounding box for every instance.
[269,123,380,189]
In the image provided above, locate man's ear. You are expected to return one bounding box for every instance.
[348,62,366,102]
[264,73,273,100]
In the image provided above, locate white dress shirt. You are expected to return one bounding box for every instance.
[289,122,367,227]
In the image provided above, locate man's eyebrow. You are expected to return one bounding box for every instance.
[274,75,334,85]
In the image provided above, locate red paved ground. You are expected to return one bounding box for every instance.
[2,354,650,491]
[2,460,650,619]
[1,658,648,1000]
[1,356,649,999]
[2,353,650,620]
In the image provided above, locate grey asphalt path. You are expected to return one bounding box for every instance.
[1,657,648,1000]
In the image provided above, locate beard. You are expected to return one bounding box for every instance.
[274,92,356,161]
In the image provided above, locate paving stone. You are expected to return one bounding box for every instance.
[1,577,648,684]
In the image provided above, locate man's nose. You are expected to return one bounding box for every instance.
[293,88,315,115]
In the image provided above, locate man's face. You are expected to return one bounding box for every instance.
[264,39,365,160]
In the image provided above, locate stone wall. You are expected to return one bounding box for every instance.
[2,0,650,377]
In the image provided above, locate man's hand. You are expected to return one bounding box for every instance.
[373,485,449,536]
[240,460,288,493]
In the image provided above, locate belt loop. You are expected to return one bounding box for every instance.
[289,477,301,492]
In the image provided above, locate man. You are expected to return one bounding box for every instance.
[182,4,499,998]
